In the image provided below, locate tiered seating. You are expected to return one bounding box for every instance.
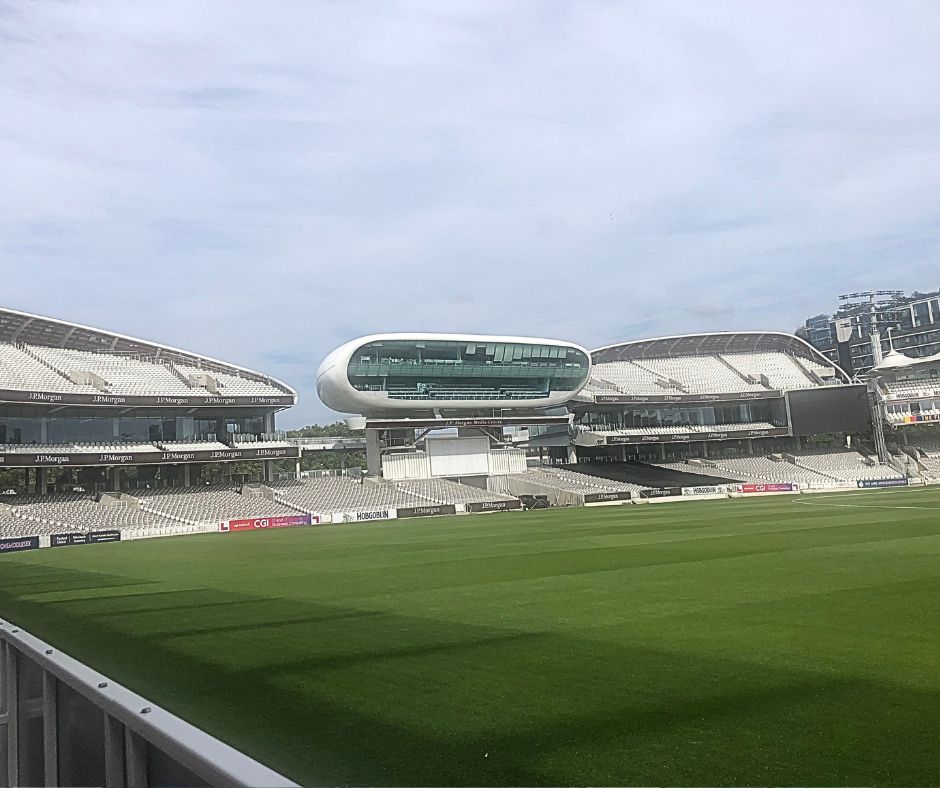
[590,353,829,396]
[395,479,517,505]
[1,443,75,454]
[567,461,733,488]
[638,356,759,394]
[28,345,195,395]
[137,485,292,524]
[0,441,161,454]
[156,440,230,452]
[589,361,677,394]
[720,352,820,389]
[0,343,99,393]
[174,364,287,397]
[704,456,827,482]
[270,478,427,514]
[916,445,940,479]
[0,505,33,536]
[510,467,643,494]
[0,343,288,399]
[232,440,295,450]
[8,493,179,532]
[883,378,940,401]
[791,450,902,481]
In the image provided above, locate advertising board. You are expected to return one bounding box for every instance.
[466,500,524,513]
[857,478,909,489]
[0,535,40,554]
[53,530,123,546]
[740,483,796,493]
[331,509,397,524]
[681,485,725,496]
[582,491,632,504]
[638,487,683,499]
[220,514,318,532]
[396,504,458,518]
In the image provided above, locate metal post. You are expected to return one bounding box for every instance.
[124,727,147,788]
[6,643,18,787]
[42,670,58,786]
[104,713,125,788]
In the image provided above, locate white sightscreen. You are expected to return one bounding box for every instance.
[427,437,490,477]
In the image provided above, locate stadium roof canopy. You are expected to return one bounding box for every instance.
[592,331,850,380]
[0,306,295,395]
[871,349,940,373]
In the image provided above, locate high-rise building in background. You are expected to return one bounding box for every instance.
[798,289,940,376]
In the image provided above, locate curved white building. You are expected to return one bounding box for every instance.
[317,333,592,415]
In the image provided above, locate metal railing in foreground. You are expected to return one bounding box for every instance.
[0,619,298,787]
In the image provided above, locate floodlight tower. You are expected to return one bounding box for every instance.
[837,290,905,367]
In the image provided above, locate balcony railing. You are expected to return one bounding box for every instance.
[0,619,298,787]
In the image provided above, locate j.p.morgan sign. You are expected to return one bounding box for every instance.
[0,388,295,408]
[0,446,300,467]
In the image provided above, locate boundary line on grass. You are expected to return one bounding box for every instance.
[791,486,940,511]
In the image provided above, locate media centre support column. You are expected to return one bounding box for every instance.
[365,428,382,476]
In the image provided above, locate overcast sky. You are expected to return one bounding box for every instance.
[2,1,939,426]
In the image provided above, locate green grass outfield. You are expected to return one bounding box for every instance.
[2,487,940,786]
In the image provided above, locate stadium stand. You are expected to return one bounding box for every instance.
[633,355,760,394]
[136,485,295,525]
[660,449,902,484]
[395,479,518,505]
[681,456,830,483]
[27,345,198,395]
[155,440,231,452]
[0,344,97,393]
[0,341,291,399]
[719,352,828,389]
[561,461,734,488]
[512,466,643,493]
[789,449,901,481]
[5,493,179,533]
[270,477,429,514]
[915,445,940,480]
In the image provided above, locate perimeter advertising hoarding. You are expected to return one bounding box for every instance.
[396,504,458,518]
[0,536,40,553]
[638,487,683,499]
[681,485,725,496]
[740,483,796,493]
[582,491,632,504]
[857,478,909,489]
[331,509,397,524]
[220,514,318,532]
[465,500,524,513]
[49,531,122,546]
